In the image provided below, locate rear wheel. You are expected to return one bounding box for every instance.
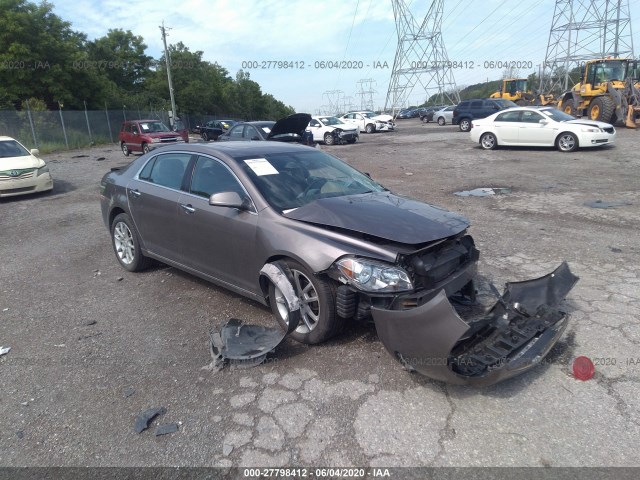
[480,132,497,150]
[556,132,578,152]
[365,123,375,134]
[269,260,340,344]
[142,143,150,154]
[111,213,152,272]
[202,131,210,142]
[588,96,615,123]
[459,118,472,132]
[121,142,129,157]
[437,117,446,126]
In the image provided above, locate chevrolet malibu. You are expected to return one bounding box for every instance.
[0,136,53,198]
[100,142,577,386]
[470,106,616,152]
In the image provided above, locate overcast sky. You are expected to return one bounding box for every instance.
[52,0,640,112]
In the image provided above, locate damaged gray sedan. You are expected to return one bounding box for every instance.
[100,142,577,386]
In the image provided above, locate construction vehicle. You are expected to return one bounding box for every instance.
[491,78,557,107]
[557,58,640,128]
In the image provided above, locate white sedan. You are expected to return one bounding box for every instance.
[0,136,53,198]
[307,116,359,145]
[339,111,395,133]
[470,107,616,152]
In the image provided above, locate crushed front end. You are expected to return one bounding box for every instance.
[371,262,579,386]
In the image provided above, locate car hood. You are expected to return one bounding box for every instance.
[283,192,470,244]
[268,113,312,138]
[0,155,44,170]
[146,132,182,138]
[564,119,613,129]
[372,114,393,123]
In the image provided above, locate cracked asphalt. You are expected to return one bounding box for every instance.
[1,120,639,468]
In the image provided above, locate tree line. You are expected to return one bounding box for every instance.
[0,0,295,119]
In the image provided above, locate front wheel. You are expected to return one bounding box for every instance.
[324,132,335,145]
[556,132,578,152]
[365,123,375,134]
[437,117,446,126]
[268,260,340,344]
[459,118,471,132]
[480,132,497,150]
[111,213,152,272]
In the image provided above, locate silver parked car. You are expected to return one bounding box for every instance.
[434,105,456,125]
[100,142,577,386]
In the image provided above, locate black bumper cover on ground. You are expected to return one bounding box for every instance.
[372,262,579,387]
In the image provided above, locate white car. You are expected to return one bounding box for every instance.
[434,105,455,125]
[0,136,53,198]
[339,111,395,133]
[307,116,359,145]
[470,106,616,152]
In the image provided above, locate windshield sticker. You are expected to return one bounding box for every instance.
[244,158,279,176]
[261,127,271,134]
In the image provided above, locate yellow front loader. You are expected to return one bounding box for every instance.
[557,58,640,128]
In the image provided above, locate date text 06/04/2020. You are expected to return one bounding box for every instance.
[240,60,390,70]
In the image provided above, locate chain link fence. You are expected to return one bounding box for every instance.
[0,106,248,153]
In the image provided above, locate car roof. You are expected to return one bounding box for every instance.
[0,136,18,142]
[150,140,315,159]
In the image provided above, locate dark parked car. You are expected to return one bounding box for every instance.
[200,119,236,142]
[218,113,311,143]
[119,119,184,156]
[453,98,517,132]
[100,142,577,386]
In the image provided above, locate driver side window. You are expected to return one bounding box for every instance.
[190,156,246,199]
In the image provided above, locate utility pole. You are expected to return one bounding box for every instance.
[160,21,177,128]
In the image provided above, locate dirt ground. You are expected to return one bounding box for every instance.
[1,120,639,469]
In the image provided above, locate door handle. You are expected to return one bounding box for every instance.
[130,189,141,198]
[181,204,195,214]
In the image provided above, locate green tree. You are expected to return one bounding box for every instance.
[0,0,107,108]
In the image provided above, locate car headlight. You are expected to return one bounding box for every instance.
[581,127,601,133]
[151,138,161,143]
[36,165,49,176]
[335,257,413,293]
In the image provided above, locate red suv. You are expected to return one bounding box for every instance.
[119,120,184,156]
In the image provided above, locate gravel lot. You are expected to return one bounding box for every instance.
[1,120,639,468]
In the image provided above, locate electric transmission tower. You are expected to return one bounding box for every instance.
[385,0,459,113]
[541,0,635,93]
[322,90,343,115]
[356,79,377,111]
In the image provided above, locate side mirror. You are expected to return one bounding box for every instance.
[30,148,40,157]
[209,191,250,210]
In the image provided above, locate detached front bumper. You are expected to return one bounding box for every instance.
[372,262,579,387]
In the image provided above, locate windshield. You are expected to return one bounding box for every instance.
[514,79,527,91]
[592,60,627,82]
[238,150,386,211]
[318,116,345,126]
[139,121,170,133]
[0,140,31,158]
[540,108,575,122]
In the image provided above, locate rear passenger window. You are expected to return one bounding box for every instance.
[495,111,521,122]
[139,157,157,180]
[470,101,482,108]
[147,153,192,190]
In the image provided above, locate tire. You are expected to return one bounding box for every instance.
[268,259,340,345]
[111,213,152,272]
[562,99,576,116]
[142,143,150,154]
[437,117,446,126]
[324,132,335,145]
[480,132,497,150]
[515,99,526,106]
[202,132,209,142]
[459,118,472,132]
[121,142,130,157]
[347,138,357,144]
[365,123,375,134]
[588,96,615,123]
[556,132,579,152]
